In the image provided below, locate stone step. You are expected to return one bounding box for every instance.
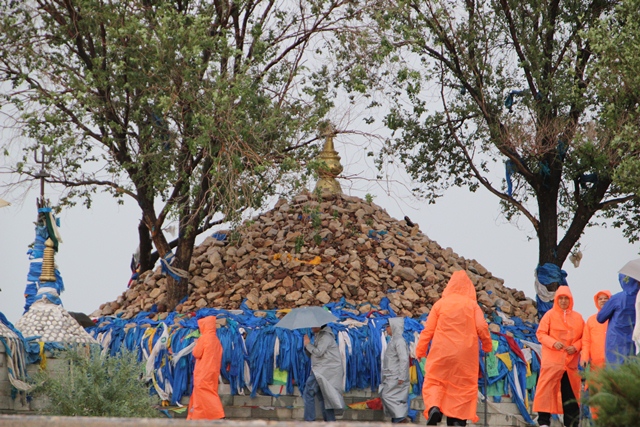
[219,405,533,427]
[185,384,536,426]
[215,399,532,426]
[222,405,503,424]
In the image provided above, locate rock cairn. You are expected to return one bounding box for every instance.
[95,192,538,323]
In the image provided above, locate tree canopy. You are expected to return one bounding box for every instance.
[361,0,640,273]
[0,0,372,308]
[590,0,640,223]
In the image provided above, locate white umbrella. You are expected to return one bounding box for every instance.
[0,198,9,208]
[275,306,339,330]
[619,258,640,282]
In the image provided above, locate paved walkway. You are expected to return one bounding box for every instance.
[0,415,392,427]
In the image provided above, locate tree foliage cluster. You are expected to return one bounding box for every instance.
[0,0,378,308]
[352,0,640,269]
[2,0,640,305]
[587,356,640,427]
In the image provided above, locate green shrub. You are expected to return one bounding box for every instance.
[586,355,640,427]
[32,346,159,417]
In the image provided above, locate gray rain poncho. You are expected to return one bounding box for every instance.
[380,317,410,419]
[305,326,345,410]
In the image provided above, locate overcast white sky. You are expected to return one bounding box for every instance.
[1,137,638,325]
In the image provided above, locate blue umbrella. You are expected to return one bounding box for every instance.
[275,306,338,330]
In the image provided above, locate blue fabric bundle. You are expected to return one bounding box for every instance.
[85,298,540,423]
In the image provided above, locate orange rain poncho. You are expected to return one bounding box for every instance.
[582,290,611,370]
[533,286,584,415]
[416,270,492,423]
[187,316,225,420]
[582,290,611,419]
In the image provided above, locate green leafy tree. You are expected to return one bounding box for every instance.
[0,0,372,308]
[590,0,640,219]
[361,0,640,272]
[32,346,158,417]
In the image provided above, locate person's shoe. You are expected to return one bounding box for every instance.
[426,406,443,425]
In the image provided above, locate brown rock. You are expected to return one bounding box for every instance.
[285,291,302,301]
[282,276,294,288]
[403,287,420,301]
[102,191,536,325]
[316,291,331,304]
[262,280,279,291]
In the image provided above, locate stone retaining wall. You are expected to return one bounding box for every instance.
[0,346,549,426]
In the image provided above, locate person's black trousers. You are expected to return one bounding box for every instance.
[537,371,579,427]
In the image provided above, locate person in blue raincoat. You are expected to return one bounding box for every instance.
[303,324,345,421]
[380,317,410,423]
[597,274,640,365]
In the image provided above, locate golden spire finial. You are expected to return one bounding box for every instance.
[314,125,343,195]
[39,238,57,283]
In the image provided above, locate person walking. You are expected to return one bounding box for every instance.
[581,290,611,419]
[533,287,584,427]
[380,317,410,423]
[597,274,640,365]
[416,270,492,426]
[187,316,225,420]
[303,324,345,421]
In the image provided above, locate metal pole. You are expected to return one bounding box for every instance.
[483,354,488,427]
[33,146,51,205]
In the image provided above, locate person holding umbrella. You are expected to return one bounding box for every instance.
[303,324,345,421]
[275,306,344,422]
[380,317,410,423]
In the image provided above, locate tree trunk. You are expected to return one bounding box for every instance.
[164,227,197,310]
[537,189,561,267]
[138,220,154,273]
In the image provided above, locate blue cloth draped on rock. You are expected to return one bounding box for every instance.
[535,263,568,319]
[86,297,539,421]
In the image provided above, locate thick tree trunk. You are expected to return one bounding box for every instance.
[165,240,195,311]
[138,220,154,273]
[537,190,560,267]
[163,213,198,311]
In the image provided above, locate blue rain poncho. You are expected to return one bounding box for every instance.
[597,274,640,365]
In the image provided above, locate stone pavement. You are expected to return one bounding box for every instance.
[0,415,398,427]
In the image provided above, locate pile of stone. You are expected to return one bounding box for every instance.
[16,299,97,344]
[94,192,538,323]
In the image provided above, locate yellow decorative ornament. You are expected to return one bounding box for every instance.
[39,238,57,283]
[314,127,343,195]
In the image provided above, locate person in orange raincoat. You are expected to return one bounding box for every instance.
[580,290,610,419]
[187,316,225,420]
[416,270,492,426]
[533,286,584,427]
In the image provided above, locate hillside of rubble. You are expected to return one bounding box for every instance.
[93,191,538,323]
